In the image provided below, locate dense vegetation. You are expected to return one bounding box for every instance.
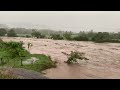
[49,30,120,43]
[65,51,89,64]
[7,29,17,37]
[0,40,56,73]
[0,28,7,36]
[31,30,45,38]
[1,26,120,43]
[50,34,63,40]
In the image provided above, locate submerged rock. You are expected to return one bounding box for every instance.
[23,57,39,65]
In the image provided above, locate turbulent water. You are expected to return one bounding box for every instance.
[2,37,120,79]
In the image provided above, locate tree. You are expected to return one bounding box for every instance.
[0,51,9,65]
[65,51,89,64]
[0,41,29,66]
[79,31,86,36]
[0,28,7,36]
[63,31,72,40]
[7,29,17,37]
[26,35,31,38]
[31,30,42,38]
[92,32,110,42]
[50,34,63,40]
[6,42,29,66]
[87,30,96,40]
[73,35,89,41]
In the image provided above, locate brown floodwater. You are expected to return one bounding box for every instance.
[2,37,120,79]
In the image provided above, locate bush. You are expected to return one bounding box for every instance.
[92,32,110,43]
[0,40,57,72]
[0,41,29,60]
[73,36,89,41]
[65,51,89,64]
[40,35,46,38]
[7,29,17,37]
[63,31,72,40]
[26,35,31,38]
[51,34,63,40]
[0,28,7,36]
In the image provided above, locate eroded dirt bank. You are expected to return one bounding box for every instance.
[2,37,120,79]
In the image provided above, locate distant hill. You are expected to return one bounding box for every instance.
[0,24,72,35]
[10,28,33,34]
[38,29,65,35]
[0,24,9,29]
[9,28,65,35]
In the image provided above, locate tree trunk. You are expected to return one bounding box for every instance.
[7,57,9,63]
[21,59,23,66]
[0,58,3,64]
[13,59,15,67]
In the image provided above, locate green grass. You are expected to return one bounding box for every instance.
[14,54,56,72]
[0,54,56,72]
[0,41,56,73]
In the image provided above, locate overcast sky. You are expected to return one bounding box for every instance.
[0,11,120,32]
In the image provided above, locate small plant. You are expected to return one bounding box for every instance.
[65,51,89,64]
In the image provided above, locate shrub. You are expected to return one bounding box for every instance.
[63,31,72,40]
[26,35,31,38]
[7,29,17,37]
[73,36,89,41]
[65,51,89,64]
[51,34,63,40]
[0,41,29,64]
[92,32,111,43]
[0,40,57,72]
[0,28,7,36]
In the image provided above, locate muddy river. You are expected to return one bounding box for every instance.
[2,37,120,79]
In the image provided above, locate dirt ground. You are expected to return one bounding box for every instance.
[2,37,120,79]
